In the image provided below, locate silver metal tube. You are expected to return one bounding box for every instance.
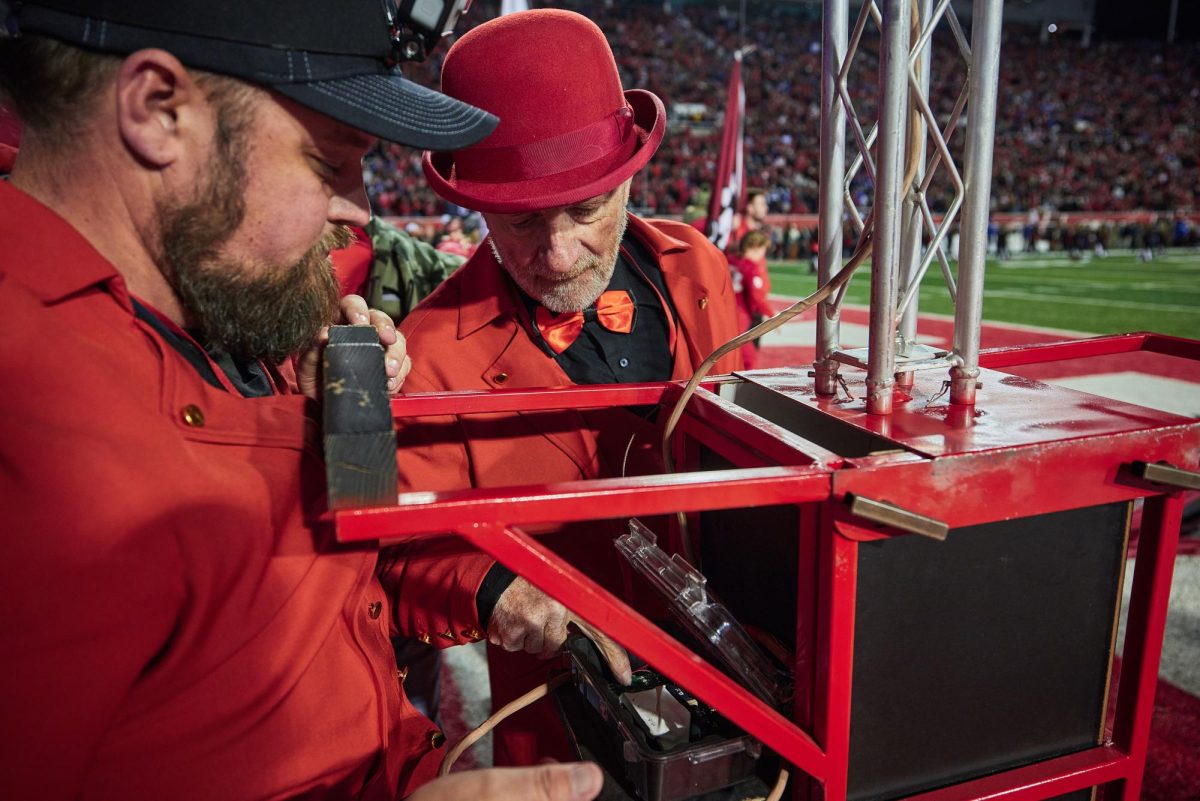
[949,0,1003,406]
[865,0,911,415]
[896,0,934,387]
[814,0,849,396]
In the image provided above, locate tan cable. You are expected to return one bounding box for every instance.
[767,767,790,801]
[439,672,573,776]
[661,225,874,475]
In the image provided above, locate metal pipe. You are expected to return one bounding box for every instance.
[896,0,934,389]
[949,0,1003,406]
[814,0,849,396]
[865,0,911,415]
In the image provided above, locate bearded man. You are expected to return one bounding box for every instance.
[391,9,743,766]
[0,2,607,799]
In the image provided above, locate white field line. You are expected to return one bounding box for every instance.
[984,275,1200,294]
[984,289,1199,313]
[995,253,1200,269]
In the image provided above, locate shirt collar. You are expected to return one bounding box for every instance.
[0,179,133,312]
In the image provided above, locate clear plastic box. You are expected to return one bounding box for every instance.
[614,518,790,707]
[558,519,792,801]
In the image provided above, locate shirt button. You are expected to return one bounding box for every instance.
[396,666,409,683]
[429,730,446,749]
[181,404,205,427]
[618,357,629,368]
[698,297,709,310]
[367,601,383,619]
[493,372,509,384]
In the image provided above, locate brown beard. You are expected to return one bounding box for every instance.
[155,103,346,364]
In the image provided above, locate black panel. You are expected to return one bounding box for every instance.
[721,382,897,458]
[698,448,800,650]
[847,503,1128,800]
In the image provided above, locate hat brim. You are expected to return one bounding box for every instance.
[276,74,498,151]
[422,89,665,214]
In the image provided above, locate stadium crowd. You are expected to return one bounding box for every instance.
[364,0,1199,233]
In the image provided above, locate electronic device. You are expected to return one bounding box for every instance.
[559,519,792,801]
[384,0,473,62]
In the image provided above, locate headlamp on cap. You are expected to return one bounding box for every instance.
[384,0,472,63]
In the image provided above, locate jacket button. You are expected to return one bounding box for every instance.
[418,632,432,644]
[396,666,409,683]
[429,730,446,749]
[461,628,482,641]
[181,404,205,427]
[493,372,509,385]
[367,601,383,619]
[698,297,709,310]
[438,630,456,642]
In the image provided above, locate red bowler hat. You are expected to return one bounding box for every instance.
[422,9,666,214]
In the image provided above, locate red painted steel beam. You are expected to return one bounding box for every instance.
[334,465,833,542]
[1108,493,1185,801]
[977,333,1149,368]
[811,524,860,800]
[389,379,732,418]
[899,746,1129,800]
[1142,332,1200,361]
[977,331,1200,369]
[831,427,1198,531]
[454,521,832,781]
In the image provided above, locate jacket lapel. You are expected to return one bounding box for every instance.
[625,216,719,379]
[456,246,601,476]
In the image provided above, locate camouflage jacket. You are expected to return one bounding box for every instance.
[360,217,465,324]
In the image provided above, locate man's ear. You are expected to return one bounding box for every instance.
[115,49,204,169]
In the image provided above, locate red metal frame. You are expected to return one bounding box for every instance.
[333,336,1199,800]
[977,331,1200,369]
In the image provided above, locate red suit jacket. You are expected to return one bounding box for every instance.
[392,214,742,764]
[395,214,741,494]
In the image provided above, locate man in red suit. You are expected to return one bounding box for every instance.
[392,9,743,766]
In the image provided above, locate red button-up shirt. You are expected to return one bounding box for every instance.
[0,180,483,799]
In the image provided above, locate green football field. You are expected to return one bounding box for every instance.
[769,251,1200,340]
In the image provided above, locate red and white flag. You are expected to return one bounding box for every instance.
[707,50,746,252]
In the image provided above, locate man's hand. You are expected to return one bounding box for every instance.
[489,577,632,685]
[406,763,602,801]
[296,295,411,399]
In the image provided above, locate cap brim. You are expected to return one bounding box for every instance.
[275,73,498,151]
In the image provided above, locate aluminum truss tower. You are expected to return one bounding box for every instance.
[815,0,1005,414]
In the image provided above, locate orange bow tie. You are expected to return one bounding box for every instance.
[534,290,636,355]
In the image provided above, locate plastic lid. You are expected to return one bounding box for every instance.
[615,519,790,707]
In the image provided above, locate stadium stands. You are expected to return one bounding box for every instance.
[365,0,1198,234]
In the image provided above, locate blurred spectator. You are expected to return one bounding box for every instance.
[435,215,477,259]
[732,187,770,250]
[729,229,774,369]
